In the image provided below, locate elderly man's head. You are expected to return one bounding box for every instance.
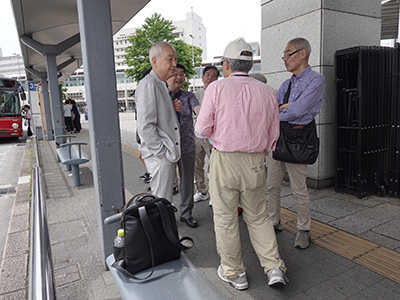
[220,38,253,77]
[282,37,311,76]
[149,41,177,82]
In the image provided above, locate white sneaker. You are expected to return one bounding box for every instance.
[193,192,209,203]
[267,267,287,286]
[217,265,248,290]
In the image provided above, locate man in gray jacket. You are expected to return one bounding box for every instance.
[136,41,181,201]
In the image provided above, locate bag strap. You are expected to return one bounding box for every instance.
[282,80,292,105]
[155,201,194,250]
[112,206,157,280]
[112,200,194,280]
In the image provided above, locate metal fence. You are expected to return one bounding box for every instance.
[335,44,400,198]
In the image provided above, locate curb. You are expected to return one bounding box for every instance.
[0,141,34,299]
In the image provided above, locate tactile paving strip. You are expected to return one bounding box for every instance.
[280,208,400,284]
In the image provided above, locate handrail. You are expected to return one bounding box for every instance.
[28,166,56,298]
[33,135,42,168]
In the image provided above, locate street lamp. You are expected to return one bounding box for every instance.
[12,53,21,81]
[189,34,195,91]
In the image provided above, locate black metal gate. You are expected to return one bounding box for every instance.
[335,45,399,198]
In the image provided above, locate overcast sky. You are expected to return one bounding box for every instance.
[1,0,261,60]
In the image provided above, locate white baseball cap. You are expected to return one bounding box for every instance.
[223,38,253,61]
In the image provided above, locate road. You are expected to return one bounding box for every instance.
[0,136,27,267]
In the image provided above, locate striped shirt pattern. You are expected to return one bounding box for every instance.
[195,72,280,153]
[277,65,324,125]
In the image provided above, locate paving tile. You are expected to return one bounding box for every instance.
[11,201,29,216]
[3,231,29,258]
[304,282,347,300]
[327,213,385,235]
[359,203,400,222]
[379,278,400,294]
[359,282,400,299]
[311,258,351,277]
[54,264,81,287]
[8,213,29,233]
[358,231,400,250]
[372,218,400,240]
[327,272,367,296]
[0,255,28,294]
[342,265,384,287]
[0,289,26,300]
[48,218,89,244]
[310,210,336,223]
[287,265,330,288]
[310,196,366,218]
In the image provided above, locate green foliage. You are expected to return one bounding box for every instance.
[124,13,203,88]
[58,82,68,100]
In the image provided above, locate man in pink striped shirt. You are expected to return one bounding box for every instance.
[195,38,287,290]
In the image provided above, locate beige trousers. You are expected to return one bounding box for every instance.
[266,154,311,231]
[194,136,212,194]
[209,150,286,280]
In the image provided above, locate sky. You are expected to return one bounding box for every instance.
[0,0,261,60]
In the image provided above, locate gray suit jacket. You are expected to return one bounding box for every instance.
[136,70,181,163]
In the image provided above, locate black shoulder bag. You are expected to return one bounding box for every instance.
[272,81,320,164]
[112,194,194,280]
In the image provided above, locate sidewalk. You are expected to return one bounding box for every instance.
[1,113,400,299]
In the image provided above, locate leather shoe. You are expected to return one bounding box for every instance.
[180,217,198,228]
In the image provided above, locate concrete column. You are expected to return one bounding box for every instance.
[40,79,54,140]
[45,54,64,139]
[261,0,381,188]
[77,0,125,268]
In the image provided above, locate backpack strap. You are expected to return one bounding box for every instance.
[155,201,194,250]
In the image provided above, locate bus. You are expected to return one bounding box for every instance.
[0,77,26,138]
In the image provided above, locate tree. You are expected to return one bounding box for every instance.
[59,82,68,100]
[124,13,202,87]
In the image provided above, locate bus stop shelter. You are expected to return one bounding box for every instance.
[10,0,400,269]
[10,0,150,268]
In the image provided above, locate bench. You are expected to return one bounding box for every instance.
[55,135,76,162]
[105,254,227,300]
[55,137,89,186]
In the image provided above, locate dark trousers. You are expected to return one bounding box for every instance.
[64,117,73,132]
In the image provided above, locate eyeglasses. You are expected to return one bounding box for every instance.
[282,48,303,60]
[220,58,225,66]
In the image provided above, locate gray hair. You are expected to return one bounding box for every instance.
[226,58,253,73]
[288,37,311,59]
[249,73,267,84]
[149,41,175,65]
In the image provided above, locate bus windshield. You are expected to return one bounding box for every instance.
[0,90,21,116]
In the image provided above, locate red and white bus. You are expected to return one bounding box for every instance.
[0,77,26,138]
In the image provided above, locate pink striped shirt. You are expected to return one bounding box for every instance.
[195,72,280,153]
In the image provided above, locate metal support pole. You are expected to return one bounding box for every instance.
[45,54,64,139]
[40,79,54,140]
[77,0,125,269]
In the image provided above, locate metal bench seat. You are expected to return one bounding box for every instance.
[55,138,89,186]
[106,254,227,300]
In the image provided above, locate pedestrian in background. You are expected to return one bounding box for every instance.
[23,104,33,137]
[193,66,219,205]
[136,41,180,202]
[167,63,200,228]
[196,38,287,290]
[63,99,73,133]
[70,99,81,133]
[266,37,324,249]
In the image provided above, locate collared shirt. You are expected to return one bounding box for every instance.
[277,65,324,125]
[195,72,280,153]
[170,90,199,154]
